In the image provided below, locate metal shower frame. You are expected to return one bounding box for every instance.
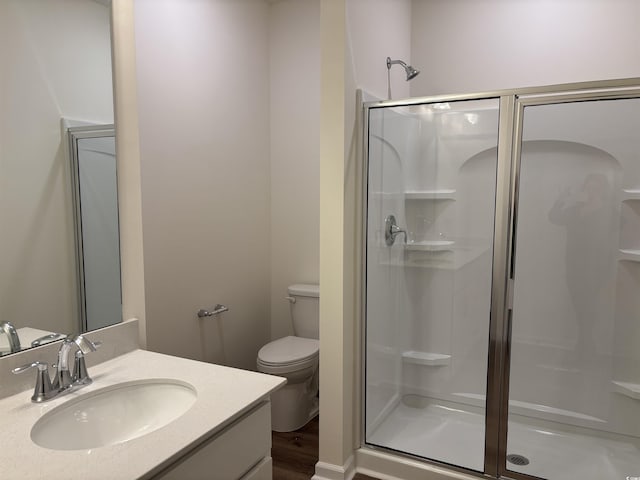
[67,124,119,334]
[359,78,640,480]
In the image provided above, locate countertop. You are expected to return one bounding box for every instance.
[0,349,285,480]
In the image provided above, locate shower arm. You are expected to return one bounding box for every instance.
[387,57,408,70]
[386,57,419,99]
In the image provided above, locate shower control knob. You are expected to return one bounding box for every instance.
[384,215,407,246]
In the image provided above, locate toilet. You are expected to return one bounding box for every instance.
[257,284,319,432]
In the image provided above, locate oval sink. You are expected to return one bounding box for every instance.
[31,379,197,451]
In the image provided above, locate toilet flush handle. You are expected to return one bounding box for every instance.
[284,296,296,304]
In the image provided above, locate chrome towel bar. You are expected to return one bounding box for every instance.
[197,304,229,318]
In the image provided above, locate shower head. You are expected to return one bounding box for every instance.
[386,57,420,81]
[404,65,420,80]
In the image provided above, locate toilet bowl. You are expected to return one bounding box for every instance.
[257,284,319,432]
[257,336,319,432]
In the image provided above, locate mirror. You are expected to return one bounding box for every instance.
[0,0,120,355]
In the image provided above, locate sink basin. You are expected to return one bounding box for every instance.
[31,379,197,451]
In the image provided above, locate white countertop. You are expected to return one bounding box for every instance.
[0,349,285,480]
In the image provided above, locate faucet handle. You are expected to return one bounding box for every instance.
[73,351,92,386]
[72,338,101,385]
[12,360,48,375]
[12,361,56,403]
[74,335,101,354]
[30,332,65,348]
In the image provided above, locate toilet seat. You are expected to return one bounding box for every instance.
[257,336,319,371]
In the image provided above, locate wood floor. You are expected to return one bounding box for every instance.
[271,416,378,480]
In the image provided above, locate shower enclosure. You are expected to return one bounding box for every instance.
[362,80,640,480]
[68,125,121,333]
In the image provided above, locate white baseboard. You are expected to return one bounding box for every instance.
[312,455,356,480]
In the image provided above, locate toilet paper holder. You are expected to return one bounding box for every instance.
[197,304,229,318]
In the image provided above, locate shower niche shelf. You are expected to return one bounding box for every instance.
[402,351,451,366]
[406,240,455,251]
[612,381,640,400]
[404,189,456,200]
[618,249,640,262]
[371,191,404,200]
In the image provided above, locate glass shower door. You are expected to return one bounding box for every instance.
[364,98,500,471]
[69,127,121,332]
[507,97,640,480]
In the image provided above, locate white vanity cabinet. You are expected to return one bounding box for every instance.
[154,401,273,480]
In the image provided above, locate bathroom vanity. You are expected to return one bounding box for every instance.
[0,349,285,479]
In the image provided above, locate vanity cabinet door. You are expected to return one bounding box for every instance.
[155,401,272,480]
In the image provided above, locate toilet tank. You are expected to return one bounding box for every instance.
[288,284,319,339]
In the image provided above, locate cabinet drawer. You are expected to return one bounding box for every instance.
[240,457,272,480]
[156,401,271,480]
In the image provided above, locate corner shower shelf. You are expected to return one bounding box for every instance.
[402,351,451,366]
[404,189,456,200]
[406,240,455,252]
[622,189,640,201]
[612,381,640,400]
[618,249,640,262]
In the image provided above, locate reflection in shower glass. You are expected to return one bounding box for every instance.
[364,98,499,471]
[508,98,640,480]
[75,135,121,332]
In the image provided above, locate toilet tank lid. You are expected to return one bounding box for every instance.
[288,284,319,297]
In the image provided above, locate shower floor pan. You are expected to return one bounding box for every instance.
[367,395,640,479]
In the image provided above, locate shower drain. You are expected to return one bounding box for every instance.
[506,454,530,466]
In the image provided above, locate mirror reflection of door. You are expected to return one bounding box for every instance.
[69,126,121,332]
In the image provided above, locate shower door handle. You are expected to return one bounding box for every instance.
[384,215,407,246]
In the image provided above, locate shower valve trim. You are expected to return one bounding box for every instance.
[385,215,407,246]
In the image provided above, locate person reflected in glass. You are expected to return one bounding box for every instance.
[548,173,614,361]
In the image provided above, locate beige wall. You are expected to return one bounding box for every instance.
[133,0,271,370]
[318,0,349,469]
[347,0,412,100]
[0,0,113,334]
[112,0,640,476]
[269,0,321,341]
[315,0,414,473]
[131,0,323,365]
[410,0,640,96]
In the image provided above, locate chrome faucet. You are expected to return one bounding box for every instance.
[1,321,21,354]
[54,335,100,389]
[11,361,56,402]
[12,335,101,402]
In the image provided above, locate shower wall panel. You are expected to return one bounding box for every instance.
[401,103,500,403]
[510,100,640,431]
